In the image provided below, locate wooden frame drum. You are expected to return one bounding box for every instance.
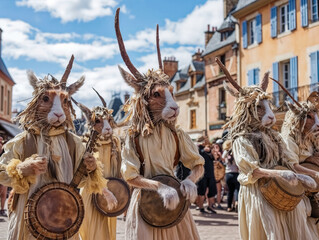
[139,175,190,229]
[92,177,131,217]
[24,182,84,240]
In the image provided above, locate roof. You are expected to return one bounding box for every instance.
[0,58,14,83]
[108,94,123,116]
[234,0,257,12]
[202,15,237,56]
[0,119,22,137]
[171,60,205,94]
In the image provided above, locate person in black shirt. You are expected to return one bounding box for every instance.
[197,144,217,214]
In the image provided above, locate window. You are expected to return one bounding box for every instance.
[248,19,256,45]
[282,62,290,88]
[218,88,226,120]
[219,54,226,73]
[7,90,10,115]
[220,31,230,41]
[280,4,289,33]
[312,0,319,22]
[190,110,196,129]
[1,86,3,112]
[247,68,260,85]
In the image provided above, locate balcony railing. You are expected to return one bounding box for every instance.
[272,83,319,111]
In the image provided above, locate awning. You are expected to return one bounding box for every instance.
[0,120,22,137]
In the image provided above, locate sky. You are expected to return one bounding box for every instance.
[0,0,223,115]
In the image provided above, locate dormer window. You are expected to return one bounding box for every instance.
[221,31,230,41]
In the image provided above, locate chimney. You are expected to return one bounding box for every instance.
[163,56,178,79]
[124,92,130,102]
[223,0,239,18]
[192,48,203,62]
[205,25,217,47]
[0,28,2,57]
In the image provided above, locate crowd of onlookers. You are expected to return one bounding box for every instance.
[176,131,240,215]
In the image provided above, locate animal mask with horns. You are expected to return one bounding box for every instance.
[72,88,116,139]
[115,8,179,136]
[217,58,276,138]
[17,55,85,132]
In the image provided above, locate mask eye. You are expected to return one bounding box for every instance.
[43,96,49,102]
[63,98,67,104]
[95,119,101,124]
[153,92,160,98]
[307,114,312,119]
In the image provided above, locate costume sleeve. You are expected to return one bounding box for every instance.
[176,128,204,170]
[121,135,141,181]
[232,136,260,185]
[280,135,300,165]
[0,131,36,194]
[73,133,107,194]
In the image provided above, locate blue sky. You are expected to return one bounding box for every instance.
[0,0,223,113]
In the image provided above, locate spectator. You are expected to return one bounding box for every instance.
[211,142,225,210]
[223,140,240,212]
[197,143,217,214]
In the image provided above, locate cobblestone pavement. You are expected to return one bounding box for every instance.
[0,203,239,240]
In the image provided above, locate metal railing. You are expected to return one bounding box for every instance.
[272,83,319,111]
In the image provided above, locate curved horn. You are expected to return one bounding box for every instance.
[92,88,107,108]
[61,55,74,87]
[269,77,302,108]
[215,57,242,92]
[115,8,142,79]
[156,24,163,70]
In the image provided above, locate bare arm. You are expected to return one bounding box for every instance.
[127,175,161,191]
[294,163,319,179]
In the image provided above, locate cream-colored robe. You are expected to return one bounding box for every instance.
[121,124,204,240]
[79,136,121,240]
[283,136,319,238]
[0,128,87,240]
[233,136,318,240]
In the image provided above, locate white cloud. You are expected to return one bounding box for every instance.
[16,0,119,23]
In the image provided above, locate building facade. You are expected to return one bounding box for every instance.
[233,0,319,124]
[167,51,207,140]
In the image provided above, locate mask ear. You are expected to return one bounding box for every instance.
[307,91,319,104]
[71,97,92,121]
[223,81,239,97]
[118,65,143,91]
[67,76,85,95]
[286,101,301,115]
[27,70,38,90]
[260,71,270,91]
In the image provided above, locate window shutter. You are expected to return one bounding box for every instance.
[301,0,308,27]
[248,69,254,86]
[242,21,247,49]
[254,68,260,84]
[310,51,319,85]
[272,62,279,106]
[271,6,277,38]
[290,56,298,99]
[256,14,262,44]
[289,0,296,30]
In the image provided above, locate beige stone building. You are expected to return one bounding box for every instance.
[165,51,207,140]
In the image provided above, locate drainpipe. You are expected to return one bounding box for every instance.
[205,83,208,137]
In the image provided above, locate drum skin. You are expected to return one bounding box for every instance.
[92,177,131,217]
[300,162,319,193]
[139,175,190,229]
[214,161,225,182]
[24,182,84,240]
[259,165,304,212]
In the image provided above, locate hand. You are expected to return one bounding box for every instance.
[83,152,97,171]
[102,188,118,211]
[180,178,197,203]
[296,174,317,190]
[157,183,180,210]
[17,155,48,177]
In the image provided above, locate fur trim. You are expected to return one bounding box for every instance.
[83,161,108,194]
[6,158,36,194]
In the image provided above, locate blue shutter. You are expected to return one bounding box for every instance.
[254,68,260,84]
[310,51,319,85]
[242,21,247,49]
[272,62,279,107]
[271,6,277,38]
[256,14,262,44]
[301,0,309,27]
[248,69,254,86]
[290,56,298,99]
[289,0,296,30]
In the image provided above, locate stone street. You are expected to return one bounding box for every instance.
[0,203,239,240]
